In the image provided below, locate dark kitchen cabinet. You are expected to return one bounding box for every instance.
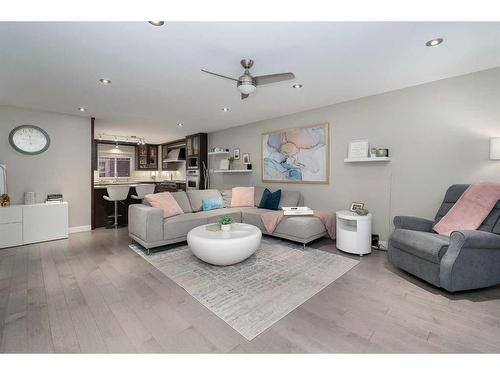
[136,144,158,170]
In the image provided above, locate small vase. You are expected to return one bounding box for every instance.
[221,224,231,231]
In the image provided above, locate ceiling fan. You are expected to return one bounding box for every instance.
[201,59,295,100]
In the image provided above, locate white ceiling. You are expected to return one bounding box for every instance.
[0,22,499,143]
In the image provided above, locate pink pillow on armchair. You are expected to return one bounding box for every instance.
[144,192,183,218]
[231,186,255,207]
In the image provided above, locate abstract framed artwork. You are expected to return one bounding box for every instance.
[262,123,329,184]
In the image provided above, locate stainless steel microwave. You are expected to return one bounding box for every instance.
[187,156,198,169]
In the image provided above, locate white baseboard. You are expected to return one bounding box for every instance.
[69,225,92,234]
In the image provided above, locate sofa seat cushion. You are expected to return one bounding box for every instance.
[274,216,326,239]
[163,212,207,240]
[390,229,450,264]
[240,207,275,232]
[198,207,243,224]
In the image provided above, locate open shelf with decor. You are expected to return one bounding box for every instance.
[208,151,230,156]
[344,157,390,163]
[213,169,253,173]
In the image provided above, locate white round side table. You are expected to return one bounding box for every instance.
[335,210,372,256]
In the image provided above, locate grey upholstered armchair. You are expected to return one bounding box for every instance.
[388,184,500,292]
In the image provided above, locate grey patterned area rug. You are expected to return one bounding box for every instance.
[129,238,359,340]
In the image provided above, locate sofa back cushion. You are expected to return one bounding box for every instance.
[170,191,193,213]
[254,186,265,206]
[202,197,224,211]
[187,189,223,212]
[220,189,232,208]
[434,184,500,234]
[144,192,184,218]
[231,186,255,207]
[258,188,282,210]
[278,190,301,208]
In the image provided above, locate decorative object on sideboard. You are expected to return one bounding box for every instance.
[46,194,63,203]
[233,148,240,160]
[0,164,6,196]
[0,194,10,207]
[242,153,251,164]
[348,140,369,159]
[218,214,234,231]
[24,191,36,205]
[349,201,364,212]
[355,208,369,216]
[0,164,10,206]
[9,125,51,155]
[262,123,329,184]
[376,148,389,157]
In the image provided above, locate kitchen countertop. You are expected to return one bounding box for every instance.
[94,180,186,189]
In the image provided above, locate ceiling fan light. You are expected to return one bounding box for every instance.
[238,84,256,95]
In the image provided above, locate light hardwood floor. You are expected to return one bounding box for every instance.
[1,228,500,353]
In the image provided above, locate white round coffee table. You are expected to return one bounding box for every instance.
[187,223,262,266]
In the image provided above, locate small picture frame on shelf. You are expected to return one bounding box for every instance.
[349,202,365,212]
[242,153,250,164]
[233,148,240,160]
[348,140,369,159]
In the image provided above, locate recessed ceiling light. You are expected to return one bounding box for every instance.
[292,84,303,89]
[222,107,230,112]
[425,38,444,47]
[178,122,183,127]
[148,21,165,26]
[99,78,112,84]
[78,107,87,112]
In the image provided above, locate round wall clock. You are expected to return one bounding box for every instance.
[9,125,51,155]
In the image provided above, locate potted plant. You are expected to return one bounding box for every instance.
[218,214,234,231]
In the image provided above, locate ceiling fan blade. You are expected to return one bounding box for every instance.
[201,69,239,82]
[241,93,249,100]
[254,72,295,86]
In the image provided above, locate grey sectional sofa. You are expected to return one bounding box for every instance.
[128,187,327,253]
[388,184,500,292]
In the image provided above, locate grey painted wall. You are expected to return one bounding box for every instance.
[209,67,500,240]
[0,105,91,228]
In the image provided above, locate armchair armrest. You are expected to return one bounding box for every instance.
[440,230,500,291]
[449,230,500,250]
[393,216,434,232]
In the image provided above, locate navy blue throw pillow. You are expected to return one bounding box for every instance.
[259,188,282,210]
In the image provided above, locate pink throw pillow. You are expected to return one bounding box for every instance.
[144,192,183,218]
[231,187,255,207]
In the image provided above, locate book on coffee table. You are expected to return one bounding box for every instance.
[205,223,221,232]
[282,206,314,216]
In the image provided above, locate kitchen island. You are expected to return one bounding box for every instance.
[92,180,186,228]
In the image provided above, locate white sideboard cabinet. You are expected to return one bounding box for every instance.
[0,202,68,249]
